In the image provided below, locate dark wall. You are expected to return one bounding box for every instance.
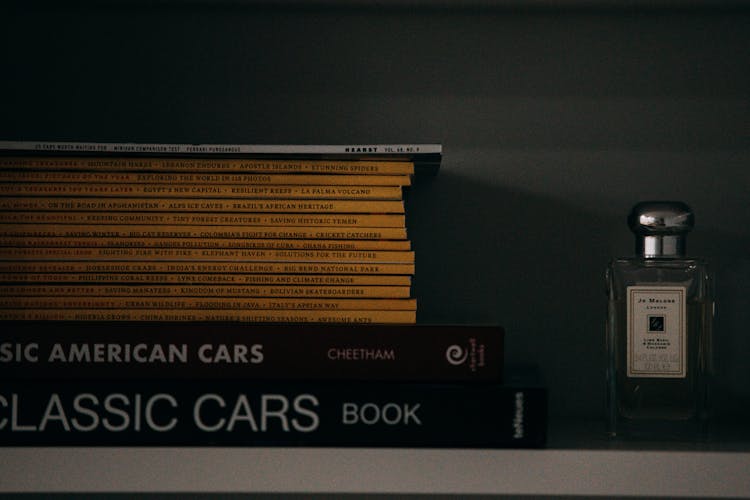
[2,3,749,419]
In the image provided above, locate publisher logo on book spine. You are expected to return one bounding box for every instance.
[444,338,485,372]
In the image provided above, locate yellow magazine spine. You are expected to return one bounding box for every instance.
[0,157,415,175]
[0,171,412,186]
[0,237,411,251]
[0,261,416,275]
[0,197,405,214]
[0,297,417,310]
[0,224,408,240]
[0,309,417,324]
[0,273,411,286]
[0,284,412,298]
[0,183,404,199]
[0,212,406,227]
[0,247,415,263]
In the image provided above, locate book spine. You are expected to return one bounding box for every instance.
[0,261,416,275]
[0,156,415,175]
[0,212,406,227]
[0,382,543,447]
[0,297,418,311]
[0,309,417,323]
[0,140,441,157]
[0,248,415,263]
[0,237,411,251]
[0,323,503,381]
[0,198,405,214]
[0,183,404,199]
[0,225,409,240]
[0,273,412,286]
[0,284,411,298]
[0,171,413,186]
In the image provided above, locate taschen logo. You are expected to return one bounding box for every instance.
[444,338,485,372]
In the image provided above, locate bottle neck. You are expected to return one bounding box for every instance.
[636,235,686,258]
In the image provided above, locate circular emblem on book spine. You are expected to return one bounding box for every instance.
[445,345,468,366]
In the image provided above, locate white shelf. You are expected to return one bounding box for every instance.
[4,420,750,495]
[2,447,750,496]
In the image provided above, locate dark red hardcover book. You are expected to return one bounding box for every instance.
[0,322,502,382]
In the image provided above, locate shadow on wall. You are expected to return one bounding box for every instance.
[710,258,750,420]
[406,171,750,419]
[407,171,617,418]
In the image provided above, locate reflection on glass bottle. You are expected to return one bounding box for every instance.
[606,201,713,439]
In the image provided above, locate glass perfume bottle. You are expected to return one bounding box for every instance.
[606,201,713,439]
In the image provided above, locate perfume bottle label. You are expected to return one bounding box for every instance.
[626,286,686,378]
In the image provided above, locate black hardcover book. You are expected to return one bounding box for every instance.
[0,322,503,382]
[0,380,546,448]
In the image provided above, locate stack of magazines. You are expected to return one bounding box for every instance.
[0,141,547,448]
[0,142,440,324]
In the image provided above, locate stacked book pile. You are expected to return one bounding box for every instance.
[0,322,546,447]
[0,141,546,448]
[0,142,440,324]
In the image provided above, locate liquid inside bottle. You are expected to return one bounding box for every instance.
[606,202,713,439]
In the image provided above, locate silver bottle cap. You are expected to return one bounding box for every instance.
[628,201,694,257]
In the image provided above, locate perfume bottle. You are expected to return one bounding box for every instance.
[606,201,713,439]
